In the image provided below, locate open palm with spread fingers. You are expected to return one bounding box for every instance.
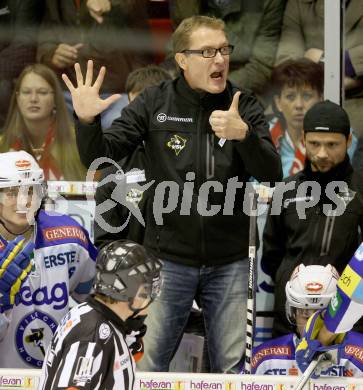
[62,60,121,123]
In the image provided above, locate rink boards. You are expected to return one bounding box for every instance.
[0,369,361,390]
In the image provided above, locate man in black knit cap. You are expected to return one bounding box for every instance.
[262,100,363,337]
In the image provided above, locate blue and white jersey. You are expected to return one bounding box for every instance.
[325,243,363,334]
[0,210,97,368]
[252,332,363,377]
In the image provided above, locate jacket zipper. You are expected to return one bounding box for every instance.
[196,106,206,261]
[320,209,337,256]
[206,133,215,179]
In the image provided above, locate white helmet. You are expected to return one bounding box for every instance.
[0,151,44,188]
[285,264,339,324]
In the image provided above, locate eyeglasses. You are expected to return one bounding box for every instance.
[181,44,234,58]
[18,89,54,98]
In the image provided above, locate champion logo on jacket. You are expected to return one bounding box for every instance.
[166,134,187,156]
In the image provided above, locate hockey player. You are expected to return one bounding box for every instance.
[296,242,363,372]
[252,264,363,377]
[39,240,162,390]
[0,151,97,368]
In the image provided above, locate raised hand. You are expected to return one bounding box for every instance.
[51,43,83,69]
[62,60,121,124]
[209,91,249,141]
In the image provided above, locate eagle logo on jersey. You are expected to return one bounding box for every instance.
[16,310,57,367]
[167,134,187,156]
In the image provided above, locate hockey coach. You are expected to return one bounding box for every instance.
[63,15,282,373]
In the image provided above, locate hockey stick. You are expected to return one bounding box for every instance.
[244,191,259,374]
[293,353,328,390]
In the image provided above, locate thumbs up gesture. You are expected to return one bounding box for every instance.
[209,91,249,141]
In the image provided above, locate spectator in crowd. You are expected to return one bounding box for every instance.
[275,0,363,137]
[262,100,363,338]
[64,15,282,372]
[95,65,172,250]
[36,0,153,129]
[169,0,286,100]
[270,58,357,178]
[39,240,162,389]
[0,63,86,181]
[125,64,172,102]
[0,0,45,131]
[252,264,363,377]
[352,134,363,171]
[0,150,97,368]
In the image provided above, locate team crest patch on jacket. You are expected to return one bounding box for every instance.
[167,134,187,156]
[126,188,143,207]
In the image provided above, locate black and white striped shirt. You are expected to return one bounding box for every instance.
[39,297,135,390]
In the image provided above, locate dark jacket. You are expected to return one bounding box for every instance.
[94,146,147,250]
[76,75,282,266]
[262,157,363,335]
[37,0,151,93]
[0,0,44,79]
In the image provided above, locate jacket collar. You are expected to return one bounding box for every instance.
[302,155,353,184]
[87,296,127,335]
[175,73,232,110]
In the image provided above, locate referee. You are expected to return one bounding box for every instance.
[39,240,162,389]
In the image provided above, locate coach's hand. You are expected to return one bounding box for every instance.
[62,60,121,124]
[209,91,249,141]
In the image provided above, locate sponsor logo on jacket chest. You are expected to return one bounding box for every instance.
[156,112,193,123]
